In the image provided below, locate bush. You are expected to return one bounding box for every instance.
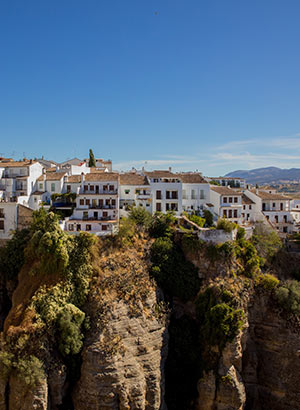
[256,273,279,291]
[203,210,213,227]
[149,212,176,238]
[0,228,31,280]
[274,280,300,316]
[57,304,85,356]
[251,223,282,264]
[196,288,244,349]
[16,356,45,386]
[150,237,201,301]
[216,218,237,233]
[188,213,205,228]
[128,206,153,228]
[0,351,13,381]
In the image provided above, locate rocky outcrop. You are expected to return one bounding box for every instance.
[8,374,48,410]
[242,294,300,410]
[73,293,168,410]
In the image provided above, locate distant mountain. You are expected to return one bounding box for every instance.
[225,167,300,185]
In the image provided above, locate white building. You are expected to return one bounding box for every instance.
[0,160,43,202]
[179,173,210,213]
[65,173,119,236]
[144,171,182,215]
[210,186,243,224]
[206,176,246,189]
[119,174,152,216]
[0,203,34,240]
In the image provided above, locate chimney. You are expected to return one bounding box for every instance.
[30,159,33,164]
[169,166,172,172]
[81,172,85,184]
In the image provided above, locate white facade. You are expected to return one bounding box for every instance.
[179,174,210,213]
[210,186,243,224]
[206,177,246,189]
[0,203,18,239]
[65,173,119,236]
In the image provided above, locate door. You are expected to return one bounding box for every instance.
[92,199,97,208]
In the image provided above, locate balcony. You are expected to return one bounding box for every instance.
[74,216,117,222]
[78,204,116,210]
[81,189,118,195]
[136,193,151,200]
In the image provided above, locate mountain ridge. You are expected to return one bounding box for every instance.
[225,166,300,184]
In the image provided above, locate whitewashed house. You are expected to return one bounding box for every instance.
[210,186,243,224]
[119,174,152,216]
[179,173,210,213]
[206,176,246,189]
[144,171,182,215]
[65,173,119,235]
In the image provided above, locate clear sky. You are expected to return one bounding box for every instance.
[1,0,300,175]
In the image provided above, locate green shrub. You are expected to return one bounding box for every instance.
[149,212,176,238]
[0,228,31,280]
[251,223,282,264]
[57,304,85,356]
[0,351,13,381]
[236,227,246,241]
[203,210,213,227]
[256,273,279,291]
[216,218,237,233]
[128,207,153,228]
[188,214,205,228]
[274,280,300,316]
[150,237,201,301]
[16,356,45,386]
[196,288,244,349]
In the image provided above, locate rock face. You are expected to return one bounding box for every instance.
[242,294,300,410]
[73,293,168,410]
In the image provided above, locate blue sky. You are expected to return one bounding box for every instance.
[1,0,300,175]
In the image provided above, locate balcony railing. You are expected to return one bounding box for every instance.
[77,216,117,222]
[81,189,118,195]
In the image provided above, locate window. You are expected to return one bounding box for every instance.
[156,190,162,200]
[136,189,140,194]
[247,213,250,219]
[182,189,187,199]
[86,224,91,231]
[80,199,84,206]
[84,185,88,192]
[86,199,90,205]
[243,205,245,210]
[39,183,43,190]
[191,190,196,200]
[90,185,94,191]
[234,197,238,203]
[156,202,161,212]
[77,224,81,231]
[0,208,4,218]
[67,185,71,193]
[229,197,233,203]
[112,199,116,206]
[223,210,227,217]
[166,191,170,199]
[83,211,88,220]
[125,189,130,194]
[234,209,237,218]
[249,205,252,210]
[51,183,55,192]
[0,220,4,230]
[172,191,178,199]
[223,197,228,203]
[102,225,107,231]
[69,224,74,231]
[273,203,276,208]
[228,209,232,218]
[109,185,114,191]
[103,185,108,191]
[200,190,205,199]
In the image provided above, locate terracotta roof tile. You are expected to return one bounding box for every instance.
[120,174,149,185]
[85,173,119,182]
[46,172,67,181]
[178,173,208,184]
[211,186,242,196]
[242,194,255,205]
[67,175,81,183]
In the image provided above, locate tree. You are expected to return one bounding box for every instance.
[88,149,96,167]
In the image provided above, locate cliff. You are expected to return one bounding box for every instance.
[1,211,300,410]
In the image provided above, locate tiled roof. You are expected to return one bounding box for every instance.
[178,173,208,184]
[253,190,292,201]
[211,186,242,196]
[85,173,119,182]
[242,194,255,205]
[46,172,67,181]
[120,174,149,185]
[67,175,82,183]
[46,167,57,173]
[145,170,179,179]
[0,160,36,167]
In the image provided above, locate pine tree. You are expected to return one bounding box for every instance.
[88,149,96,167]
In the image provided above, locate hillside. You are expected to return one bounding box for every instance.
[1,209,300,409]
[225,167,300,185]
